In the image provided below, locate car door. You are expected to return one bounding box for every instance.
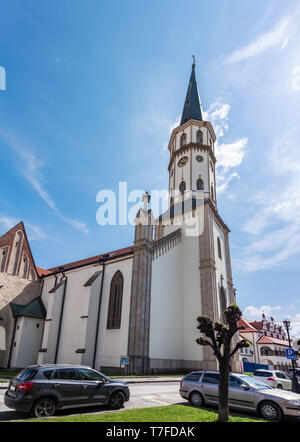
[201,373,219,404]
[52,368,83,407]
[77,368,108,405]
[228,375,256,410]
[275,372,291,390]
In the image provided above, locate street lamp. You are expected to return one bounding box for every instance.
[283,319,299,393]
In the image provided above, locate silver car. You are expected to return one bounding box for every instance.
[179,371,300,421]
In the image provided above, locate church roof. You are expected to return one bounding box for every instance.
[45,245,134,276]
[256,336,290,347]
[10,297,46,320]
[180,61,203,125]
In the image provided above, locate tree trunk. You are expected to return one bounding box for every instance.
[218,359,230,422]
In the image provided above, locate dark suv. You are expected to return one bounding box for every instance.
[4,364,130,418]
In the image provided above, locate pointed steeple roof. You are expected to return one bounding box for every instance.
[180,58,203,125]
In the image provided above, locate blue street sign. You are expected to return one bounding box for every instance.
[286,348,296,360]
[120,356,130,365]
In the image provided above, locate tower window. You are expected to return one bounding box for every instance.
[107,271,124,329]
[196,130,203,144]
[196,178,204,191]
[219,285,227,323]
[179,181,186,195]
[211,185,214,201]
[217,237,222,260]
[180,133,186,147]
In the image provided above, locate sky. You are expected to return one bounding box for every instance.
[0,0,300,336]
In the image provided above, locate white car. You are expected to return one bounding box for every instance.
[252,369,292,390]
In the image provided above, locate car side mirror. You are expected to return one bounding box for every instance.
[241,384,250,390]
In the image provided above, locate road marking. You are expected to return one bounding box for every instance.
[142,395,171,406]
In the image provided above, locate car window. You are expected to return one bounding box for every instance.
[43,370,54,380]
[240,375,272,390]
[283,373,292,380]
[78,369,105,381]
[16,368,38,381]
[254,371,271,377]
[229,375,244,387]
[53,368,77,380]
[184,373,202,382]
[275,372,285,379]
[202,373,219,384]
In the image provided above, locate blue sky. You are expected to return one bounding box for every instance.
[1,0,300,334]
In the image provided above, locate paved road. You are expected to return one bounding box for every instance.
[0,381,183,421]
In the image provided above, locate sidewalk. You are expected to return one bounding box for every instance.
[0,377,181,390]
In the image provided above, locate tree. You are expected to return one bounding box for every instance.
[196,303,250,422]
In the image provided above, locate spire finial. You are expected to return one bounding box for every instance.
[192,55,196,68]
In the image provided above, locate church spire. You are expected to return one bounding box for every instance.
[180,57,203,125]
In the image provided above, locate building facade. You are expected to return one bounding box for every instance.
[238,315,299,371]
[0,63,239,374]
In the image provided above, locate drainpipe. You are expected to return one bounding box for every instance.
[7,318,17,369]
[54,270,68,364]
[92,255,109,369]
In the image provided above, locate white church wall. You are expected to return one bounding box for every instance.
[96,257,133,369]
[11,316,44,368]
[213,221,229,315]
[181,234,203,362]
[150,240,183,360]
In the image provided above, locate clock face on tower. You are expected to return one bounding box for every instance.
[178,156,188,167]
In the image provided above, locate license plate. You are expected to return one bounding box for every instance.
[10,385,16,392]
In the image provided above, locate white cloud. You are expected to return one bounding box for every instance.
[0,129,89,235]
[225,16,290,64]
[244,305,282,318]
[0,215,47,241]
[204,99,248,195]
[216,139,248,172]
[291,66,300,91]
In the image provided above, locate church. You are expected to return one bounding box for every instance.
[0,62,239,374]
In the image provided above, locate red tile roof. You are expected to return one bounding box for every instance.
[249,321,263,330]
[238,318,258,332]
[257,336,290,346]
[45,245,134,275]
[36,267,51,277]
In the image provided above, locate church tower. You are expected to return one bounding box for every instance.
[146,60,239,374]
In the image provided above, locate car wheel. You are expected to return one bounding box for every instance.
[189,391,204,407]
[258,401,283,422]
[31,397,56,418]
[277,384,283,389]
[108,391,125,410]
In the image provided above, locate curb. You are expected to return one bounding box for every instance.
[0,378,181,390]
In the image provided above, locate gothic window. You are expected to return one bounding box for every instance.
[21,253,29,278]
[196,130,203,144]
[179,181,186,195]
[196,178,204,191]
[180,133,186,147]
[12,231,23,275]
[217,237,222,260]
[30,268,36,281]
[219,285,227,322]
[107,271,124,329]
[0,247,9,273]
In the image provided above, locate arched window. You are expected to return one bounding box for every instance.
[107,271,124,329]
[179,181,186,195]
[21,253,29,278]
[219,285,227,322]
[30,268,36,281]
[196,130,203,144]
[12,231,23,275]
[196,178,204,191]
[217,237,222,260]
[180,133,186,147]
[211,184,214,201]
[0,247,9,273]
